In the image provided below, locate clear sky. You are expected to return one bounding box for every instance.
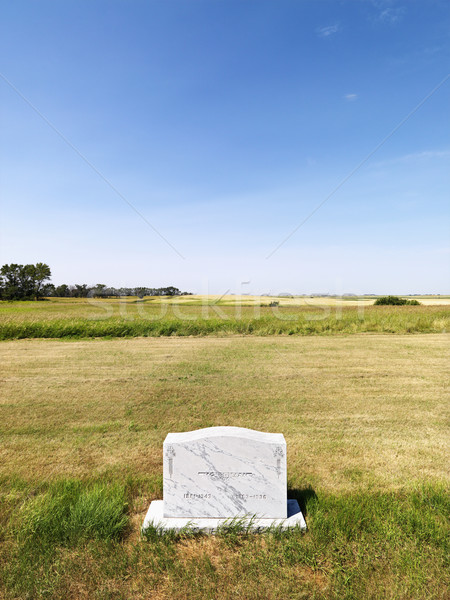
[1,0,449,294]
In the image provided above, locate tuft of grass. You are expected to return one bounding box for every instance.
[142,522,199,543]
[215,516,257,547]
[16,479,129,547]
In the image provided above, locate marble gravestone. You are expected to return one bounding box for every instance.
[142,426,306,533]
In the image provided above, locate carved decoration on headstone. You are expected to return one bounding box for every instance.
[165,445,176,479]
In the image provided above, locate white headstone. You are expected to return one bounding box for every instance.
[163,426,287,518]
[142,426,306,533]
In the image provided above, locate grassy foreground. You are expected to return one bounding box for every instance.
[1,334,449,598]
[0,297,449,339]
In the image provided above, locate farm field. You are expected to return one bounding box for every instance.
[0,296,449,339]
[1,333,449,599]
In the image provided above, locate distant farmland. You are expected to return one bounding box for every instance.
[0,296,448,339]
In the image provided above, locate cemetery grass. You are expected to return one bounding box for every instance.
[1,334,449,599]
[0,297,449,339]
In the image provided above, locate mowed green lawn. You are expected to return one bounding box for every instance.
[1,333,449,599]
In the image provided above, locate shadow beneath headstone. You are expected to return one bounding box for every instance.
[287,485,317,517]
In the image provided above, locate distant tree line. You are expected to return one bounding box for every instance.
[0,263,190,300]
[42,283,187,299]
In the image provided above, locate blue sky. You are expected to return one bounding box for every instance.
[1,0,449,294]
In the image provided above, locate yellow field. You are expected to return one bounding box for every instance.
[1,334,448,490]
[147,294,450,306]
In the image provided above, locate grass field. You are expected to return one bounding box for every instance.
[1,333,449,599]
[0,297,449,339]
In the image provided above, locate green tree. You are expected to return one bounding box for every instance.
[42,283,56,296]
[74,284,90,298]
[0,263,22,299]
[92,284,107,298]
[32,263,52,299]
[0,263,51,300]
[55,284,70,297]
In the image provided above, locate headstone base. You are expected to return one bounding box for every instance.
[142,499,306,534]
